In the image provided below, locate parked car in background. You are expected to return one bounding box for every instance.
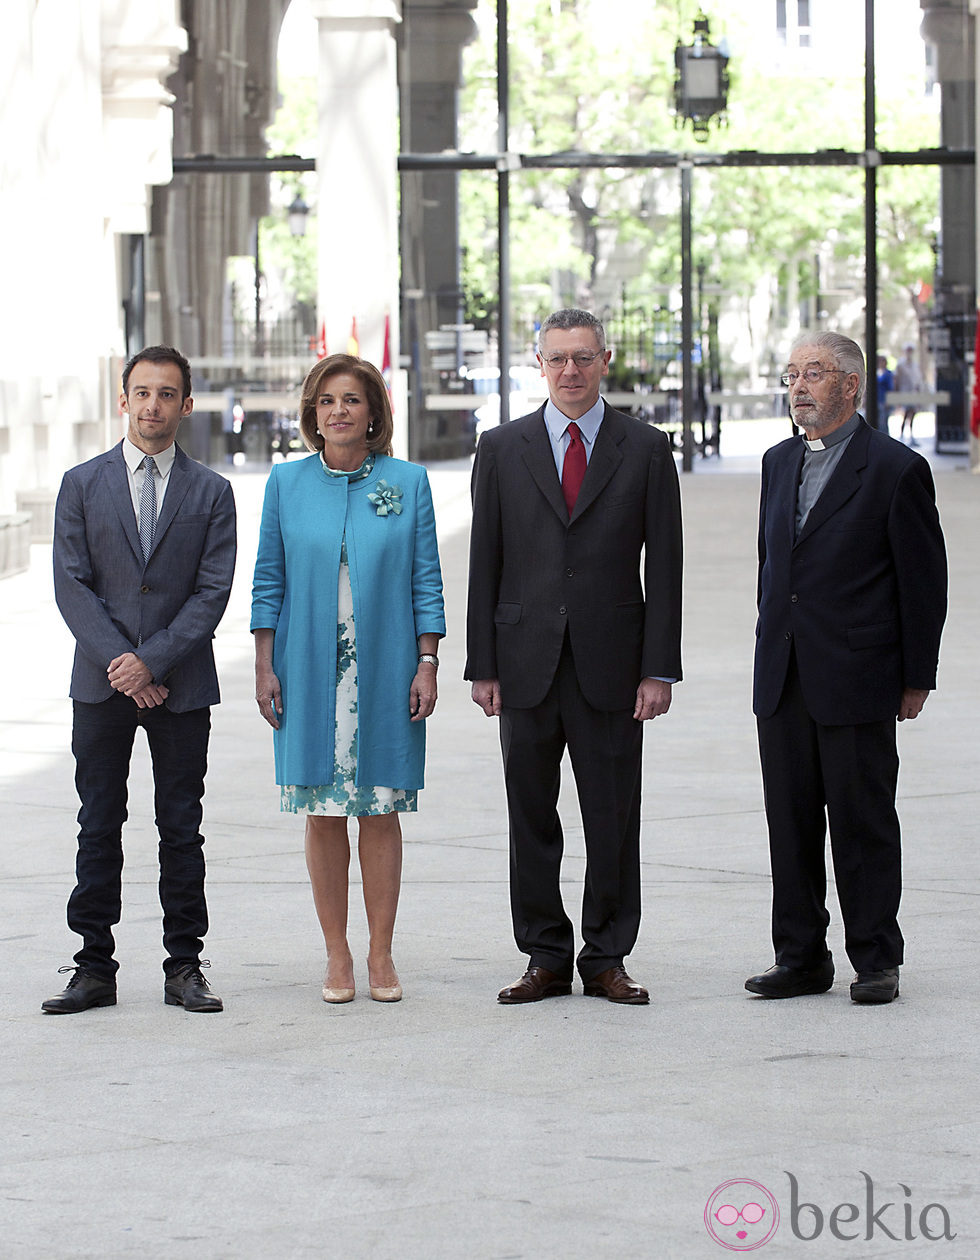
[466,365,548,440]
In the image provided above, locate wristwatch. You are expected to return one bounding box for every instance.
[418,654,439,669]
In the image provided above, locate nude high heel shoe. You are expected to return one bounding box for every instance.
[368,958,402,1002]
[322,968,355,1004]
[369,982,402,1003]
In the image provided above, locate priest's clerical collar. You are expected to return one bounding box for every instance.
[801,411,862,452]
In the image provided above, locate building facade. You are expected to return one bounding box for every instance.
[0,0,976,536]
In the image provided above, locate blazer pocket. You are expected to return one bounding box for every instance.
[494,602,522,625]
[847,621,898,650]
[173,514,210,525]
[614,600,644,638]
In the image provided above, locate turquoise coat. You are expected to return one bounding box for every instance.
[250,454,446,788]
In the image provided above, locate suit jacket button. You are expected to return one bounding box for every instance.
[565,568,574,577]
[559,606,567,615]
[141,585,150,593]
[785,631,792,640]
[790,593,799,603]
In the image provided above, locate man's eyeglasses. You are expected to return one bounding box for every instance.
[541,352,605,369]
[780,367,846,386]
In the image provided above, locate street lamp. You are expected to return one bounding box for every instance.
[674,10,729,143]
[674,10,729,471]
[287,194,310,237]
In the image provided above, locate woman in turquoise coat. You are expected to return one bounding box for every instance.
[252,354,445,1005]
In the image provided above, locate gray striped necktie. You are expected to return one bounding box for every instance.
[138,455,158,561]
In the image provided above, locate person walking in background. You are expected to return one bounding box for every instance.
[746,331,946,1006]
[466,308,683,1006]
[45,345,237,1015]
[875,353,894,432]
[252,354,445,1006]
[894,343,925,445]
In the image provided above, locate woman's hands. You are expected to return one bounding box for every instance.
[254,629,282,729]
[411,636,441,721]
[410,660,437,721]
[255,663,282,728]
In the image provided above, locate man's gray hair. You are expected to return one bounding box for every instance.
[538,308,606,352]
[790,331,866,408]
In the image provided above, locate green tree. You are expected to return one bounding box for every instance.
[458,0,941,381]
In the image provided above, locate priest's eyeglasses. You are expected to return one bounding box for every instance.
[780,367,846,386]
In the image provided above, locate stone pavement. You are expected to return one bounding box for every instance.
[1,421,977,1258]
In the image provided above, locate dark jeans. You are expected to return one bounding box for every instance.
[68,694,212,978]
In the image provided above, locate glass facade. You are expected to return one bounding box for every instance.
[396,0,970,459]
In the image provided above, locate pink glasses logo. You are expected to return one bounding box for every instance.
[705,1179,780,1251]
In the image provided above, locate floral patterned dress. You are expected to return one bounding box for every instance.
[280,454,418,817]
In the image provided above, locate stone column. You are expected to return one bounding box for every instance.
[399,0,478,460]
[0,1,186,523]
[309,0,401,382]
[101,1,186,237]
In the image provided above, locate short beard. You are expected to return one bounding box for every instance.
[793,378,849,436]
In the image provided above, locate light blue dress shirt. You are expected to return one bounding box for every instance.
[544,396,605,477]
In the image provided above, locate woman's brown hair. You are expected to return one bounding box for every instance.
[298,353,394,456]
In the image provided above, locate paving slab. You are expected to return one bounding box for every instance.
[1,422,977,1258]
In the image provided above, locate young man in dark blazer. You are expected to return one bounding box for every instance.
[44,345,237,1014]
[466,308,683,1004]
[746,331,947,1006]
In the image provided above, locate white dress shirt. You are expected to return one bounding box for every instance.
[123,437,176,522]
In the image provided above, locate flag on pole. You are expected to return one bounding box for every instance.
[309,322,327,359]
[971,308,980,438]
[347,317,359,356]
[381,312,392,392]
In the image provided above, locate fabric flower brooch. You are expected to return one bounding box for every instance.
[368,480,403,516]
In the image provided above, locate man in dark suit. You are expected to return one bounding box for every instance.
[465,308,683,1005]
[746,331,947,1006]
[44,345,237,1014]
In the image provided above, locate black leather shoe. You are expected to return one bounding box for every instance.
[583,965,650,1005]
[498,966,572,1004]
[850,967,899,1004]
[745,956,834,998]
[164,963,223,1012]
[41,967,116,1014]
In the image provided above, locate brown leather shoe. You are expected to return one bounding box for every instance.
[498,966,572,1004]
[583,965,649,1005]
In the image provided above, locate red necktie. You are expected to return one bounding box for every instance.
[561,422,586,515]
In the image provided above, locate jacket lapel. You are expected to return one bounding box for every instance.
[570,403,624,521]
[521,408,569,524]
[106,443,144,562]
[150,444,190,556]
[773,441,805,553]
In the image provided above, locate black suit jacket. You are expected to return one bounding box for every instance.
[465,403,683,711]
[753,421,947,724]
